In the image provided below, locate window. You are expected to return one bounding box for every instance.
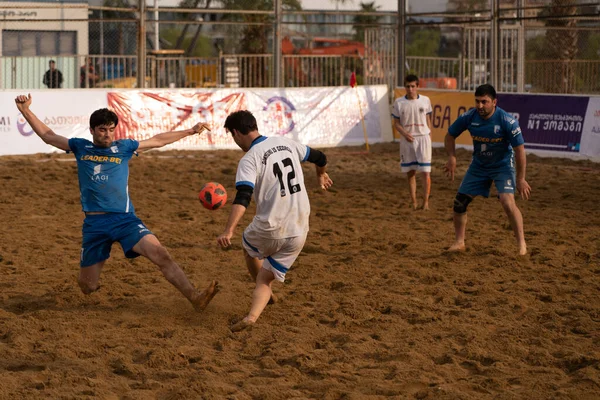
[2,30,76,56]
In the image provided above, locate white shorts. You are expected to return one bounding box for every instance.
[241,229,308,282]
[400,135,432,173]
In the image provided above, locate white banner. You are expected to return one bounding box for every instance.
[580,97,600,159]
[107,86,392,150]
[0,90,107,155]
[0,86,392,156]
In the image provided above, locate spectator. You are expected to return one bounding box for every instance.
[80,58,100,88]
[43,60,63,89]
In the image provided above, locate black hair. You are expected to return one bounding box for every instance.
[475,84,497,100]
[224,110,258,135]
[89,108,119,129]
[404,74,419,85]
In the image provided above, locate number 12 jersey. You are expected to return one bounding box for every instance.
[235,136,311,239]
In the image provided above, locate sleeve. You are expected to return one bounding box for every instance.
[121,139,140,153]
[425,97,433,115]
[288,139,309,163]
[448,110,471,138]
[59,71,63,84]
[505,115,525,147]
[306,147,327,167]
[235,156,257,189]
[67,138,82,155]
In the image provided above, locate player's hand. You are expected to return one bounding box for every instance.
[444,156,456,181]
[14,94,32,112]
[403,133,415,143]
[517,179,531,200]
[318,172,333,190]
[192,123,210,135]
[217,232,233,248]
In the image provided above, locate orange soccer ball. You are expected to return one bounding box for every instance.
[198,182,227,210]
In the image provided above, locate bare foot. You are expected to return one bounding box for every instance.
[422,203,429,211]
[448,242,466,252]
[412,203,418,211]
[231,317,255,332]
[518,246,527,256]
[190,280,220,312]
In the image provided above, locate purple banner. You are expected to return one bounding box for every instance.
[500,94,589,152]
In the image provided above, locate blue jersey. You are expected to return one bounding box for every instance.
[448,106,525,170]
[68,138,139,213]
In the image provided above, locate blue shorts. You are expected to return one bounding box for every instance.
[458,164,516,198]
[80,213,153,267]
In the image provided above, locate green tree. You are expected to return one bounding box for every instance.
[174,0,215,55]
[219,0,302,54]
[540,0,578,93]
[102,0,136,55]
[353,2,380,43]
[406,29,441,57]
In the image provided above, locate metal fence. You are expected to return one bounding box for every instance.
[1,1,599,94]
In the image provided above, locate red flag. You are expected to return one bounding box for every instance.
[349,71,356,88]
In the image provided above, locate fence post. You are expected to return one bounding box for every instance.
[490,0,499,89]
[517,0,525,92]
[396,0,406,87]
[274,0,282,87]
[137,0,146,89]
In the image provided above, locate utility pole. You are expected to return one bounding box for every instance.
[137,0,146,88]
[490,0,499,89]
[274,0,282,87]
[397,0,406,87]
[517,0,525,92]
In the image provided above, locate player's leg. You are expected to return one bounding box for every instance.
[421,171,431,210]
[450,194,470,252]
[419,135,432,210]
[400,140,418,209]
[242,232,277,304]
[231,267,276,332]
[131,234,219,311]
[243,247,263,281]
[407,170,417,209]
[494,171,527,255]
[232,234,305,332]
[449,167,489,251]
[78,261,106,294]
[498,193,527,255]
[79,215,112,294]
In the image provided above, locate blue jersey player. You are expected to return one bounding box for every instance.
[443,84,532,255]
[15,94,219,311]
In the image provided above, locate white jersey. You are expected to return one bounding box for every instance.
[392,95,432,137]
[236,136,311,239]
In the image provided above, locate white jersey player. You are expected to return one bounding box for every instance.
[392,74,433,210]
[217,110,333,332]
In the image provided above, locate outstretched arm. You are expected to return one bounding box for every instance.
[137,123,210,152]
[15,94,70,151]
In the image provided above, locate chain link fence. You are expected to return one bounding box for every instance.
[1,1,599,94]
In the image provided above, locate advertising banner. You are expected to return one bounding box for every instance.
[500,93,588,153]
[0,86,392,156]
[580,97,600,158]
[394,88,598,159]
[107,86,392,150]
[0,91,107,156]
